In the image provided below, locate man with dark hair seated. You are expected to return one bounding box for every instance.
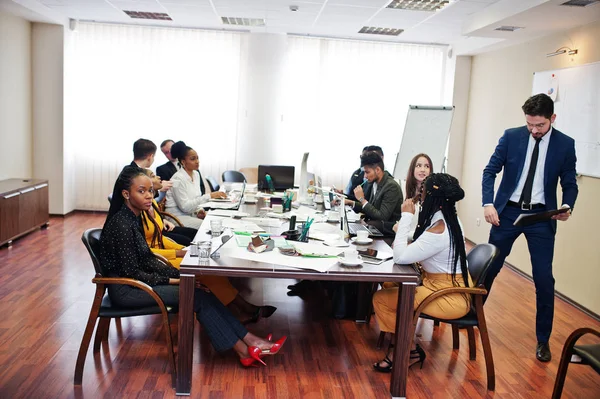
[131,138,158,169]
[350,151,403,223]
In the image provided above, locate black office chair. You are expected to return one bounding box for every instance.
[107,193,112,203]
[552,327,600,398]
[222,170,246,183]
[75,228,178,386]
[206,176,221,192]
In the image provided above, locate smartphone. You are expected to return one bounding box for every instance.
[357,249,393,265]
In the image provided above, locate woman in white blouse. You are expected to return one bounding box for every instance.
[373,173,472,372]
[165,141,226,229]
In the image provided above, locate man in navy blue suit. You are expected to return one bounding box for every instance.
[482,93,578,362]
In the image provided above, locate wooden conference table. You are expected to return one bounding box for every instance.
[175,201,419,398]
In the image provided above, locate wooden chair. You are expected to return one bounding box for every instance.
[376,243,499,390]
[75,228,178,386]
[156,197,184,227]
[552,327,600,398]
[239,167,258,184]
[222,170,246,183]
[206,176,220,192]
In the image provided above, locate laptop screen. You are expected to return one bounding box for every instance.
[258,165,295,191]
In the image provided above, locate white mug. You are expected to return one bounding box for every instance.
[356,230,369,242]
[344,248,359,262]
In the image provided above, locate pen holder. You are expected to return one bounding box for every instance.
[283,196,293,212]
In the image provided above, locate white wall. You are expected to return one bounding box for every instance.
[0,11,32,180]
[235,33,287,169]
[460,20,600,314]
[447,55,471,180]
[32,23,65,214]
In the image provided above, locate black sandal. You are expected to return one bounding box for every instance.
[373,355,393,373]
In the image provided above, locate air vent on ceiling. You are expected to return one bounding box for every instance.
[123,11,172,21]
[221,17,265,27]
[387,0,450,12]
[560,0,600,6]
[358,26,403,36]
[495,26,524,32]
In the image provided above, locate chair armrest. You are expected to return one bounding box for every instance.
[153,253,173,267]
[91,276,169,312]
[160,211,184,227]
[563,327,600,350]
[412,285,488,325]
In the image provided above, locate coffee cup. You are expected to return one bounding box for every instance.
[344,248,360,262]
[327,211,340,222]
[356,230,369,242]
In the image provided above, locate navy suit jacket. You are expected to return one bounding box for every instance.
[482,126,578,231]
[156,161,177,181]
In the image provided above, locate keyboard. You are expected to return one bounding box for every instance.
[348,223,383,237]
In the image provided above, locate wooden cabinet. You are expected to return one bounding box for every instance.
[0,179,49,247]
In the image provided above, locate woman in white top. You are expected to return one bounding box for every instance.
[403,153,433,237]
[373,173,471,372]
[165,141,226,229]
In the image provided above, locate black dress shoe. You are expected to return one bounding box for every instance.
[536,342,551,362]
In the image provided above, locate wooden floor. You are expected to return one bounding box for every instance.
[1,212,599,399]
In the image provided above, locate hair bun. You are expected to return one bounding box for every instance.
[425,173,464,202]
[170,141,187,160]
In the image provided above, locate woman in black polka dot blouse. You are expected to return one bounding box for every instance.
[99,166,286,367]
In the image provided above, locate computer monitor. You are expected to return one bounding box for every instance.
[257,165,295,191]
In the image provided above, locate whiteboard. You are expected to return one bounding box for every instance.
[392,105,454,181]
[532,62,600,178]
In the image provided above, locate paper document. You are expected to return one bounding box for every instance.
[208,210,250,218]
[219,239,341,273]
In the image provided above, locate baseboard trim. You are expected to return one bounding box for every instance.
[51,210,108,218]
[466,239,600,323]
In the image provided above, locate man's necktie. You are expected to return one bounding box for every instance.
[519,138,542,206]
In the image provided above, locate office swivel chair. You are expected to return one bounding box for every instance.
[222,170,246,183]
[206,176,220,192]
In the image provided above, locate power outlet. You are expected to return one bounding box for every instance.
[476,218,481,227]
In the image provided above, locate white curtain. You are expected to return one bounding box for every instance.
[280,36,446,189]
[65,23,242,210]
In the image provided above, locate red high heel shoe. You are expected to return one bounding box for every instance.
[239,356,260,367]
[248,336,287,364]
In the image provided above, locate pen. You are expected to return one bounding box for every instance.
[360,180,368,187]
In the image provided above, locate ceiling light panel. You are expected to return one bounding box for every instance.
[358,26,404,36]
[123,11,172,20]
[387,0,451,12]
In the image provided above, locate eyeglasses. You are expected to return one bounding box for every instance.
[526,121,548,129]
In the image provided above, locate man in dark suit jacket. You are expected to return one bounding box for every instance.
[156,139,178,182]
[482,94,578,362]
[351,151,403,223]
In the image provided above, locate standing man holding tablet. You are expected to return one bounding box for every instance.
[481,93,578,362]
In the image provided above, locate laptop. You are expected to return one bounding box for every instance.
[205,182,246,210]
[342,204,384,237]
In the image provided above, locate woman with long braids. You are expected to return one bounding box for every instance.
[100,166,285,366]
[140,168,277,324]
[165,141,227,228]
[372,173,471,372]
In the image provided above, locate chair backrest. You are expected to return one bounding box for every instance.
[222,170,246,183]
[239,167,258,184]
[81,228,105,276]
[107,193,113,203]
[466,243,499,287]
[206,176,220,192]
